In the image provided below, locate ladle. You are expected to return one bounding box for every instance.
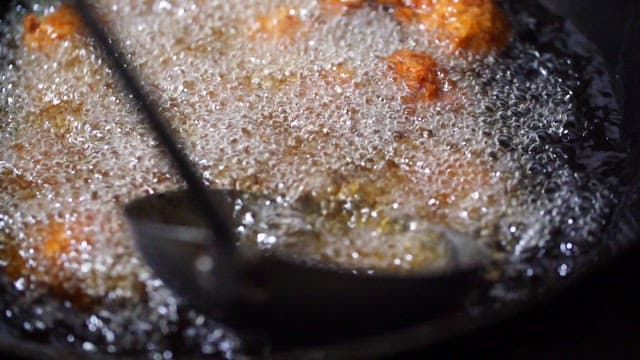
[72,0,490,345]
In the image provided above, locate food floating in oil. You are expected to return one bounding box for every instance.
[0,0,624,357]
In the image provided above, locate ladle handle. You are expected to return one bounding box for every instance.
[71,0,236,297]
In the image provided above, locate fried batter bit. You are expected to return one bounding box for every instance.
[23,5,84,51]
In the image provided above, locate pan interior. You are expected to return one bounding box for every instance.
[0,0,634,358]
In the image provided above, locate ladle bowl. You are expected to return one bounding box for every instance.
[125,189,490,345]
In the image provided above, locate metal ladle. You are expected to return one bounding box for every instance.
[72,0,490,346]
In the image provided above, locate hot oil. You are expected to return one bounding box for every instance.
[0,0,627,357]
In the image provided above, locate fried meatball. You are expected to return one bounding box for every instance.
[1,215,97,306]
[252,6,305,40]
[386,49,446,102]
[392,0,511,53]
[23,5,84,51]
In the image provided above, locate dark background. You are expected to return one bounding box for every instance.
[401,245,640,359]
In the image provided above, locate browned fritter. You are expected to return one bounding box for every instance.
[392,0,511,53]
[2,215,96,307]
[23,5,84,51]
[386,49,445,102]
[252,6,305,40]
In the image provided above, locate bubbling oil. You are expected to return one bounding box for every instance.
[0,0,625,357]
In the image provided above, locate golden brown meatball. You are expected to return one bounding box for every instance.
[252,6,305,41]
[1,215,97,306]
[27,217,94,270]
[386,49,445,102]
[391,0,511,53]
[0,168,40,201]
[23,5,84,51]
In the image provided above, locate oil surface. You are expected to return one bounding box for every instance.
[0,0,626,357]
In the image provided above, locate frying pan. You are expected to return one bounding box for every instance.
[0,0,638,358]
